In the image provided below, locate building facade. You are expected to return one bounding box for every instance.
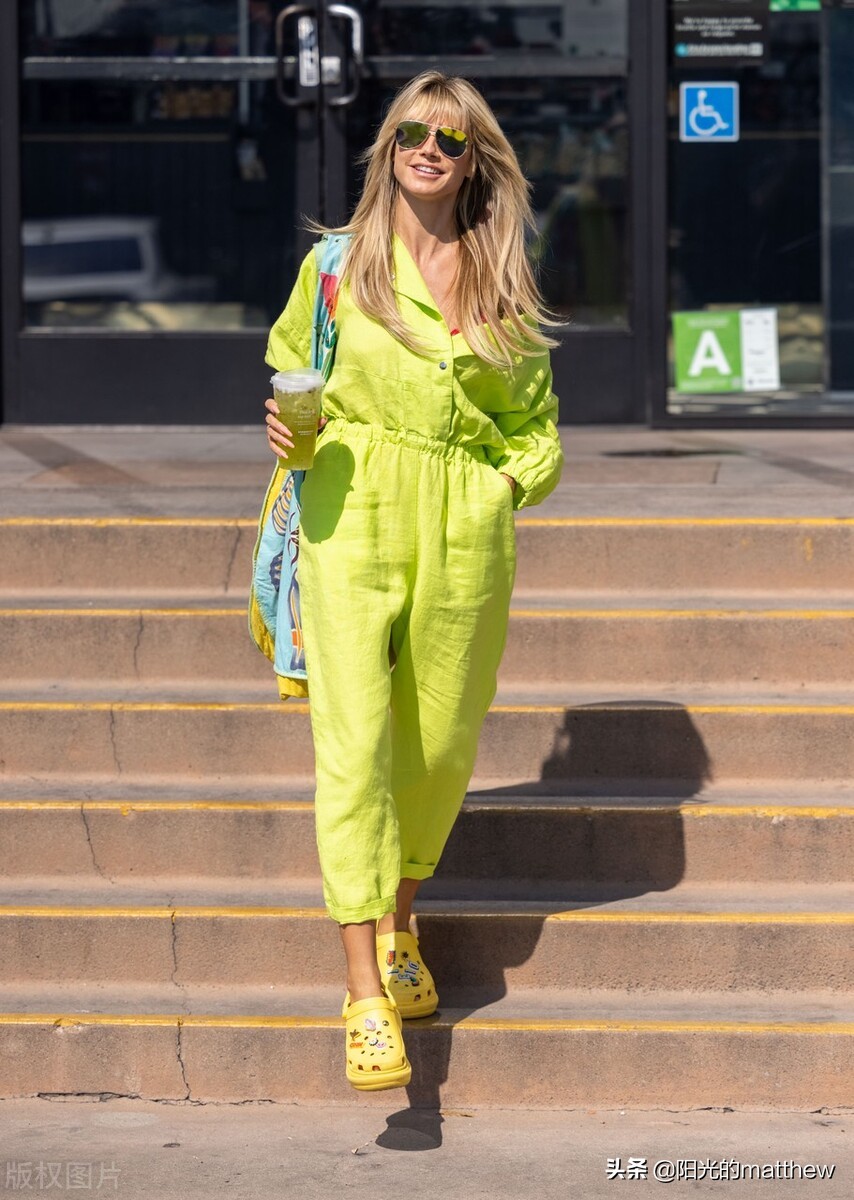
[0,1,848,425]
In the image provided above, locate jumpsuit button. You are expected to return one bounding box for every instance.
[439,361,447,370]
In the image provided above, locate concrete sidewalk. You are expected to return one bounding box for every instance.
[1,424,854,516]
[0,1099,849,1199]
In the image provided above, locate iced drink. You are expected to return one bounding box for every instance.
[270,368,324,469]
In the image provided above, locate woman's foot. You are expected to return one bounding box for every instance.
[344,985,411,1091]
[376,929,438,1018]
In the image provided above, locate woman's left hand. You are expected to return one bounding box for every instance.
[500,473,517,494]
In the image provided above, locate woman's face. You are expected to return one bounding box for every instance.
[391,111,475,204]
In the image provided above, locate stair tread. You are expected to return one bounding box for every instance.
[0,879,852,913]
[0,981,850,1025]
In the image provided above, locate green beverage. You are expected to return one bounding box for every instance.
[270,368,324,469]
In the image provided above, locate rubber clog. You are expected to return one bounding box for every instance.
[343,985,411,1091]
[341,930,439,1020]
[376,930,439,1018]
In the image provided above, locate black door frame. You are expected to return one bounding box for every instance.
[2,0,664,427]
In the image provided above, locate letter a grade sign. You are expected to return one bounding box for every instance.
[672,310,780,394]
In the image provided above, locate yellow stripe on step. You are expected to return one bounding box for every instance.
[0,906,850,924]
[1,799,851,819]
[0,1012,849,1035]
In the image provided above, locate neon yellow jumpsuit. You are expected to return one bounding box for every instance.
[265,233,563,924]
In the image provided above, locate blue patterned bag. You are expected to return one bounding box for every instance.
[248,232,351,700]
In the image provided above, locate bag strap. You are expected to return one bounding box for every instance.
[311,232,352,380]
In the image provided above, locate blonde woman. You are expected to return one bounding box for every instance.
[264,71,564,1092]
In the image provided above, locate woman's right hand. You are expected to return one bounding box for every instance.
[264,397,328,459]
[265,397,293,459]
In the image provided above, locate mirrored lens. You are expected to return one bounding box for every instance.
[435,127,468,158]
[395,121,468,158]
[396,121,430,149]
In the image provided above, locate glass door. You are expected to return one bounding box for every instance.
[663,0,854,422]
[7,0,641,424]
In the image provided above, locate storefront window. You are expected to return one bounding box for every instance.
[666,0,840,416]
[20,0,630,335]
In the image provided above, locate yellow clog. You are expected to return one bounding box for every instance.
[343,985,411,1091]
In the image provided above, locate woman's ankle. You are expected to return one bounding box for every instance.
[346,967,384,1002]
[376,914,412,936]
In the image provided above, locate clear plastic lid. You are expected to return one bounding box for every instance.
[270,368,324,393]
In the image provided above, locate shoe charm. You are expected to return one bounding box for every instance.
[386,949,420,987]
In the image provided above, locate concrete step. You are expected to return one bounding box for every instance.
[0,883,851,994]
[0,982,850,1108]
[9,599,854,687]
[2,792,852,887]
[3,691,854,786]
[4,517,854,596]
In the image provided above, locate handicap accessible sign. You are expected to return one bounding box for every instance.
[680,82,739,142]
[673,310,780,394]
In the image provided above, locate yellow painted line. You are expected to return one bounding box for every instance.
[3,516,854,528]
[0,1012,850,1034]
[0,906,850,925]
[2,800,851,819]
[428,1017,854,1035]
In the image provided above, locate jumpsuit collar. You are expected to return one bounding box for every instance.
[391,232,445,320]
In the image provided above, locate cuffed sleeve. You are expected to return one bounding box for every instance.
[483,351,564,511]
[264,247,318,373]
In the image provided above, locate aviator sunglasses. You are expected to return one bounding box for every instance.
[395,120,469,159]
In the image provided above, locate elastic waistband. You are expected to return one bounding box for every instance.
[321,416,491,468]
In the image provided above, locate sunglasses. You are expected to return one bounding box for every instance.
[395,120,469,159]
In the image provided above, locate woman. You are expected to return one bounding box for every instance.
[263,71,564,1092]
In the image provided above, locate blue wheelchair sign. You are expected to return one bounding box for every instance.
[680,83,740,143]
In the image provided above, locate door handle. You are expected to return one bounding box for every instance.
[275,4,318,107]
[326,4,364,107]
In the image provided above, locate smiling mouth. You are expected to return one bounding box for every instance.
[412,165,442,176]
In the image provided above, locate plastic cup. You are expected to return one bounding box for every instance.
[270,368,324,469]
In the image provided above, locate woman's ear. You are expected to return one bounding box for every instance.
[466,149,476,180]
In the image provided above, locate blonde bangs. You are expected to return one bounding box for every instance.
[306,72,562,367]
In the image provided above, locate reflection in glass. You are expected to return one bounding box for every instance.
[23,0,243,54]
[352,74,630,328]
[21,0,629,333]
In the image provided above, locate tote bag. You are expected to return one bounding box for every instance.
[248,232,351,700]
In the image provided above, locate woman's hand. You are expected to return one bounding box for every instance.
[265,397,328,459]
[500,472,517,494]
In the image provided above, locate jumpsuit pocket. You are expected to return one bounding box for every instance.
[484,463,515,514]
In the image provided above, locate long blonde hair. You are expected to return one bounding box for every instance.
[308,71,561,366]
